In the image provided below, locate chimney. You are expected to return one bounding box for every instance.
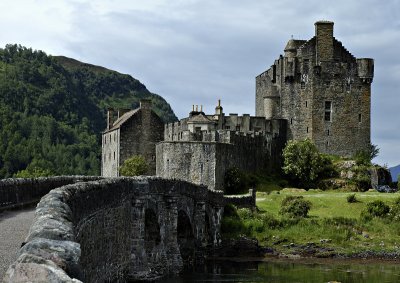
[107,108,115,130]
[117,109,130,118]
[140,99,152,110]
[315,21,334,63]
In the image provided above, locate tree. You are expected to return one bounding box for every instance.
[353,143,380,166]
[282,139,333,189]
[119,155,149,176]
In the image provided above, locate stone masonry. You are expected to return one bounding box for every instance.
[256,21,373,157]
[101,100,164,177]
[4,177,234,282]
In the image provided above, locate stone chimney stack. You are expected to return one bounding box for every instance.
[107,108,115,130]
[140,99,152,110]
[315,21,334,63]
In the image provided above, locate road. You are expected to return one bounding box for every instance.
[0,207,35,279]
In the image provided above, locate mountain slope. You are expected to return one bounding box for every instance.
[0,44,177,178]
[389,165,400,182]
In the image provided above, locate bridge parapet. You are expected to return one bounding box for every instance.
[4,177,226,283]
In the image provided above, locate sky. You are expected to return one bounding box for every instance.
[0,0,399,167]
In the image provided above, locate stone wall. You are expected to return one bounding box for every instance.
[119,109,164,176]
[4,177,226,283]
[0,176,101,211]
[156,130,286,191]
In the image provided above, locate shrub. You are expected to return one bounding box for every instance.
[279,195,311,218]
[389,197,400,221]
[224,167,258,194]
[282,139,335,189]
[361,200,390,221]
[350,165,371,191]
[347,194,357,203]
[398,175,400,190]
[119,155,148,176]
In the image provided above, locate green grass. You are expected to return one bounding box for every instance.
[222,190,400,256]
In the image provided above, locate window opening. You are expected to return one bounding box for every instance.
[324,101,332,122]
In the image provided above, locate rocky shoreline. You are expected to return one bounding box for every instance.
[209,237,400,262]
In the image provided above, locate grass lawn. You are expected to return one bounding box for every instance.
[222,189,400,256]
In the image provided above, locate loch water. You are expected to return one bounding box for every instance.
[160,259,400,283]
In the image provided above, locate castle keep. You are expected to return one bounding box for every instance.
[256,21,373,156]
[102,21,373,190]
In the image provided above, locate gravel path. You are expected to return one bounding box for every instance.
[0,207,35,279]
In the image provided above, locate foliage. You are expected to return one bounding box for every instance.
[350,165,371,191]
[224,167,258,194]
[279,195,311,218]
[282,139,335,189]
[388,197,400,221]
[0,44,177,178]
[347,193,358,203]
[361,200,390,221]
[119,155,149,176]
[353,143,380,166]
[398,175,400,190]
[14,166,53,178]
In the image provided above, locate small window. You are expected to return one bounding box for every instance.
[113,152,115,160]
[301,82,306,89]
[109,135,111,143]
[290,118,293,125]
[114,133,116,142]
[327,129,330,136]
[225,126,230,130]
[104,136,107,145]
[305,101,308,108]
[306,127,309,133]
[324,101,332,122]
[358,114,362,123]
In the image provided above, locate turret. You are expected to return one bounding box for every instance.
[357,58,374,83]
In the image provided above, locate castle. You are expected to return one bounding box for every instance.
[102,21,373,190]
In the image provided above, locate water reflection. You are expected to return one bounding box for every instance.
[160,259,400,283]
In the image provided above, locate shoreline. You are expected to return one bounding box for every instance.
[209,237,400,264]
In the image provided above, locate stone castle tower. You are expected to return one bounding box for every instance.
[256,21,374,156]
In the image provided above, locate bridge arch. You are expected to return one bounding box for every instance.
[177,209,195,262]
[144,208,161,254]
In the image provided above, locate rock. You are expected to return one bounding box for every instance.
[3,253,81,283]
[320,239,332,244]
[362,233,369,239]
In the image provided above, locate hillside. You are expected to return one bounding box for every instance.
[0,44,177,178]
[390,164,400,181]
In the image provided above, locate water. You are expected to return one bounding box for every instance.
[160,259,400,283]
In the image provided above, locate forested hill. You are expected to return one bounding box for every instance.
[0,44,177,178]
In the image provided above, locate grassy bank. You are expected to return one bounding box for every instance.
[222,190,400,257]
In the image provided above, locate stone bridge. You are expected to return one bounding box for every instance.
[3,176,255,282]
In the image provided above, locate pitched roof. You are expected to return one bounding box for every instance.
[188,113,215,124]
[106,109,140,132]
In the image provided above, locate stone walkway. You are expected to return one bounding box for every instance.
[0,207,35,279]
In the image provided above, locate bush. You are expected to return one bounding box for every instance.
[279,195,311,218]
[119,155,148,176]
[347,194,357,203]
[361,200,390,221]
[398,175,400,190]
[388,197,400,221]
[224,167,258,194]
[282,139,335,189]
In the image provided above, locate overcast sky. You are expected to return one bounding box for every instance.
[0,0,399,167]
